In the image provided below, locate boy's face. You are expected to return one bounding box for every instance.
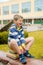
[14,18,23,27]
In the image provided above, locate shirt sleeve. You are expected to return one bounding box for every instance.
[8,27,21,46]
[20,29,26,44]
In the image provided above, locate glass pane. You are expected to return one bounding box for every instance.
[3,20,8,24]
[0,21,1,24]
[22,2,31,13]
[11,4,19,13]
[34,19,43,24]
[0,8,1,15]
[3,6,9,15]
[34,0,43,11]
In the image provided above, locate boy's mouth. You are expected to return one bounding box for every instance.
[19,23,22,26]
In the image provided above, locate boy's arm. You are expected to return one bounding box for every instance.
[8,27,21,46]
[20,29,26,48]
[9,28,23,50]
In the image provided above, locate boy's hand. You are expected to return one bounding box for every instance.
[19,46,23,50]
[21,43,26,50]
[19,46,24,53]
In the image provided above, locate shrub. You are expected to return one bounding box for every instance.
[0,31,8,44]
[24,30,28,38]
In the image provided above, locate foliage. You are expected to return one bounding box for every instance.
[0,31,8,44]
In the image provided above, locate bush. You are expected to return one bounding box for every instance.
[24,30,28,38]
[0,31,8,44]
[0,30,28,44]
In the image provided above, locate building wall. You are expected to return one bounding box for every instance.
[0,0,43,25]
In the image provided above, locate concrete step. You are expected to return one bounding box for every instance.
[0,51,43,65]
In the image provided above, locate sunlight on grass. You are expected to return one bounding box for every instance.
[29,31,43,58]
[0,44,9,52]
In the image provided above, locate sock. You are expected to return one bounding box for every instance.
[19,54,27,64]
[19,54,24,58]
[24,50,29,55]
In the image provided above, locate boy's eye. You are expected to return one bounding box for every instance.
[19,19,23,22]
[20,20,21,21]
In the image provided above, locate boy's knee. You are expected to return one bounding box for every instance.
[11,39,16,43]
[31,37,34,42]
[8,39,17,47]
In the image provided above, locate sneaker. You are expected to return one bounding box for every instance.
[19,54,27,64]
[24,50,34,58]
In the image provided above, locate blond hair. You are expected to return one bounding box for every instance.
[13,14,23,21]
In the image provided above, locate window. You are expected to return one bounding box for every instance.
[34,19,43,24]
[11,4,19,14]
[35,0,43,11]
[23,19,32,24]
[3,6,9,15]
[3,20,9,24]
[0,20,1,24]
[22,2,31,13]
[0,8,1,15]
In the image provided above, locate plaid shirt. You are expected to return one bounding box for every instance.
[8,24,25,46]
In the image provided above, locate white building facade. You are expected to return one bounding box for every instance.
[0,0,43,26]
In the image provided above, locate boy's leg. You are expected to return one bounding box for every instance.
[8,39,22,54]
[24,37,34,58]
[8,39,27,64]
[25,37,34,50]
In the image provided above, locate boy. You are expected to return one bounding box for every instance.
[8,15,34,64]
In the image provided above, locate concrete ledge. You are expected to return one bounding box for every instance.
[0,51,43,65]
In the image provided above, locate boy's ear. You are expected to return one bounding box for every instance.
[13,20,16,23]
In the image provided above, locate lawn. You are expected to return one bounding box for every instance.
[0,30,43,59]
[0,44,9,52]
[29,30,43,59]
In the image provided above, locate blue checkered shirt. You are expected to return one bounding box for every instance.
[8,24,25,46]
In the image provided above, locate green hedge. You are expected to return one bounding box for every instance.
[24,30,28,38]
[0,30,28,44]
[0,31,9,44]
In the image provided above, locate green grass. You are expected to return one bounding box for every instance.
[29,30,43,59]
[0,44,9,52]
[0,30,43,59]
